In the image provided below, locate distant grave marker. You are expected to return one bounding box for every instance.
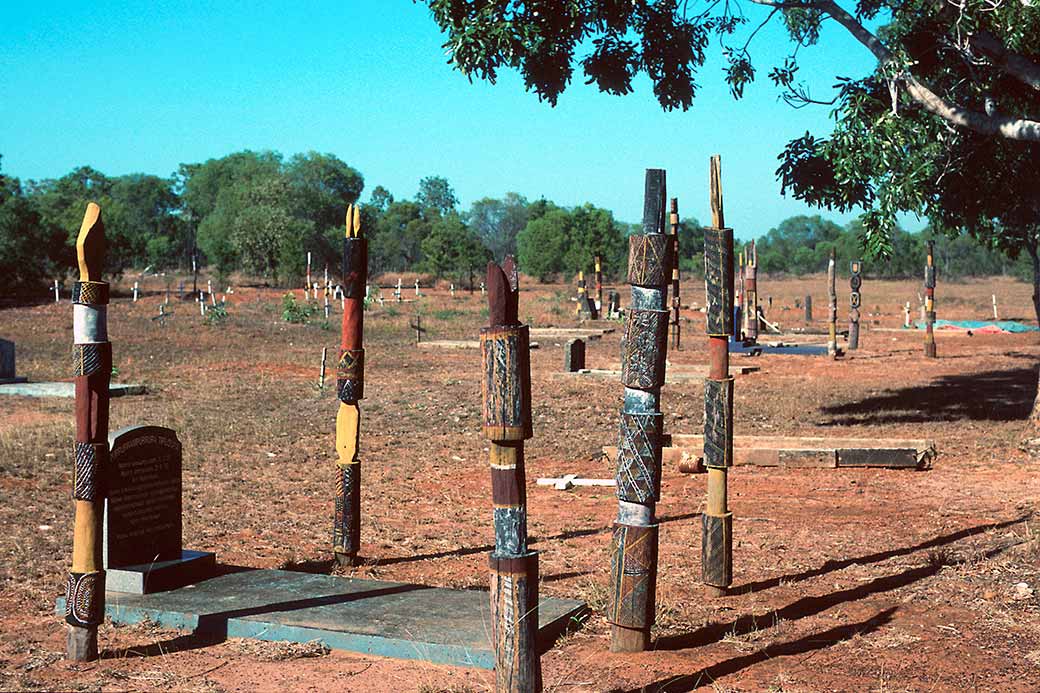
[0,339,27,384]
[564,338,585,372]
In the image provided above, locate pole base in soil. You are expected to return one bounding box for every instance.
[333,552,359,567]
[609,624,650,652]
[66,624,98,661]
[705,585,729,599]
[924,343,937,358]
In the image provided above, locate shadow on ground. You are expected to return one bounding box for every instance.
[819,366,1038,425]
[627,517,1027,692]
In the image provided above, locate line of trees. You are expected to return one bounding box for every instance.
[0,150,1031,296]
[0,150,632,293]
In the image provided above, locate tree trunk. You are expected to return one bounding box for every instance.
[1027,238,1040,426]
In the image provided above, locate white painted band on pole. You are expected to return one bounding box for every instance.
[73,304,108,343]
[617,500,653,525]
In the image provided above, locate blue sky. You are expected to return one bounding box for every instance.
[1,1,908,237]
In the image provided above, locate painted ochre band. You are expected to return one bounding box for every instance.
[73,441,107,501]
[620,308,669,390]
[72,343,111,378]
[704,227,734,336]
[333,464,361,555]
[702,512,733,587]
[480,325,532,441]
[72,281,109,305]
[336,348,364,402]
[615,411,663,504]
[608,522,659,629]
[704,377,734,469]
[627,234,671,287]
[65,570,104,627]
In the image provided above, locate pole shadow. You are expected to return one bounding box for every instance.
[623,607,897,693]
[817,366,1038,425]
[733,515,1029,595]
[367,511,701,568]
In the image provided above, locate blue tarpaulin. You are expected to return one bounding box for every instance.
[913,319,1040,333]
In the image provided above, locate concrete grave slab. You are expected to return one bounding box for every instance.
[56,569,587,669]
[0,382,146,398]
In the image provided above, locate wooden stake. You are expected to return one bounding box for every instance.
[482,258,541,691]
[334,205,366,566]
[703,156,734,599]
[65,203,111,661]
[319,346,327,391]
[609,169,670,652]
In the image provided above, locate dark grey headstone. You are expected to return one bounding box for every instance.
[0,339,15,380]
[564,339,586,372]
[104,425,183,568]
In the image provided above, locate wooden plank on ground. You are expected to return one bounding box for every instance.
[418,340,539,350]
[558,366,758,381]
[604,436,933,471]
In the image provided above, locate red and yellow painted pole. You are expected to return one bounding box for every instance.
[334,205,366,566]
[65,203,111,660]
[595,255,603,315]
[924,241,937,358]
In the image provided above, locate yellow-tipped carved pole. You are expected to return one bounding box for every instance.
[334,205,366,565]
[65,203,111,660]
[924,241,937,358]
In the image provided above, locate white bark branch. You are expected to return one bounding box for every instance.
[968,29,1040,92]
[816,0,1040,141]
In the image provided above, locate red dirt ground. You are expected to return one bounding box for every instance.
[0,273,1038,692]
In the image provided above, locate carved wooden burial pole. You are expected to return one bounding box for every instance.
[576,270,586,317]
[481,257,541,691]
[703,157,734,598]
[827,248,838,356]
[65,203,112,660]
[333,205,366,566]
[595,254,603,313]
[669,197,682,350]
[745,240,758,343]
[609,169,670,652]
[848,260,862,350]
[924,240,937,358]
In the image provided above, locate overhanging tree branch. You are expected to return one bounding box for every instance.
[968,29,1040,92]
[815,0,1040,141]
